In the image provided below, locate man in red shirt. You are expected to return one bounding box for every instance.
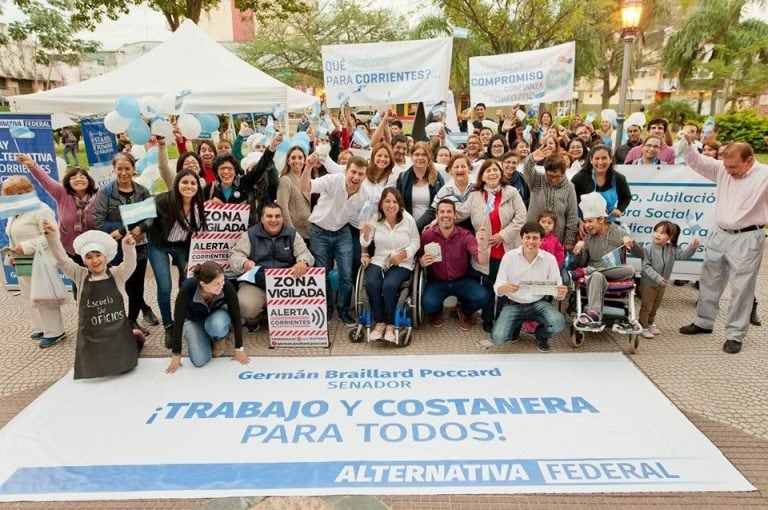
[420,200,491,331]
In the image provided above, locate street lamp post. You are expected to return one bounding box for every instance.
[616,0,643,144]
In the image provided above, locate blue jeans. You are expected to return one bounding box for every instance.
[479,258,502,325]
[183,307,231,367]
[366,264,411,324]
[422,277,490,316]
[63,144,77,165]
[309,224,353,316]
[491,299,565,345]
[147,241,189,327]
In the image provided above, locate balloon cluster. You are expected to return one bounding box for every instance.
[102,92,220,144]
[272,131,312,172]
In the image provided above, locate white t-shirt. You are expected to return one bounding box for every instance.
[410,183,431,224]
[309,173,369,231]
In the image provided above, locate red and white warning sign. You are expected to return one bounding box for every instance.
[265,267,328,347]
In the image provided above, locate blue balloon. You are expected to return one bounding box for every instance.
[196,113,220,133]
[145,146,158,165]
[294,140,311,154]
[293,132,311,145]
[136,158,148,174]
[115,96,141,119]
[127,117,150,145]
[275,138,292,154]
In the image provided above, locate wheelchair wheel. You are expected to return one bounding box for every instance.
[627,334,639,354]
[412,265,425,328]
[396,328,412,348]
[348,328,365,343]
[570,325,585,348]
[353,265,366,317]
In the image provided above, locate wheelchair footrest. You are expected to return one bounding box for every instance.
[612,320,642,335]
[573,321,606,333]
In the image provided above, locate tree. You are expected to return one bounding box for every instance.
[663,0,768,114]
[238,0,410,86]
[423,0,668,107]
[6,1,100,90]
[12,0,310,33]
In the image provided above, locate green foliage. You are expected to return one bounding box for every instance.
[238,0,409,86]
[713,110,768,151]
[649,100,704,130]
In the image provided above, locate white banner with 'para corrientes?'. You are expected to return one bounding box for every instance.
[322,37,452,108]
[0,354,753,501]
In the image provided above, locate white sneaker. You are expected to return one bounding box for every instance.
[650,324,661,335]
[477,338,495,348]
[641,328,655,339]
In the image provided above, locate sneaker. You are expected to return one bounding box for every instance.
[679,323,713,335]
[39,333,66,349]
[30,331,44,339]
[577,310,601,325]
[142,308,160,326]
[477,338,495,348]
[722,340,742,354]
[370,323,386,341]
[164,326,174,349]
[649,324,661,335]
[384,326,396,342]
[522,320,537,334]
[641,328,655,339]
[457,308,472,331]
[338,313,357,327]
[430,312,444,328]
[212,339,226,358]
[536,338,551,353]
[130,320,150,337]
[244,320,261,332]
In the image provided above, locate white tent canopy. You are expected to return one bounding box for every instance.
[10,20,316,116]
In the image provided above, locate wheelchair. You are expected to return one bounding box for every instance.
[348,264,424,347]
[567,256,642,354]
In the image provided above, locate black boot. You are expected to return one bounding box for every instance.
[750,299,761,327]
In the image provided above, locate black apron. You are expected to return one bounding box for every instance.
[75,270,138,379]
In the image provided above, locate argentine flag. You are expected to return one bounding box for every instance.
[0,191,41,220]
[119,197,157,226]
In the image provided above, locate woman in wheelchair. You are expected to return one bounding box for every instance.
[572,192,644,326]
[360,188,420,342]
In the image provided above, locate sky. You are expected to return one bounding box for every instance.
[1,0,766,52]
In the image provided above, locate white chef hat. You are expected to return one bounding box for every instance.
[481,119,498,133]
[246,133,265,152]
[73,230,118,262]
[579,192,608,219]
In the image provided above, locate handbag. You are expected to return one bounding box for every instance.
[12,255,34,277]
[29,244,68,307]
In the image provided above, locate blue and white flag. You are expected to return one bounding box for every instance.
[601,246,623,268]
[0,191,41,220]
[9,126,35,139]
[484,190,496,215]
[685,211,701,234]
[352,127,371,149]
[271,104,287,123]
[119,197,157,226]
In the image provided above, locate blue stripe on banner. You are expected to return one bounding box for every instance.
[0,458,689,494]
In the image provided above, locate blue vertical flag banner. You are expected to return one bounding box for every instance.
[80,118,118,188]
[0,114,60,289]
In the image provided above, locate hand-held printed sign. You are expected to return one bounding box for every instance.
[469,42,575,106]
[80,118,118,188]
[618,164,715,280]
[322,38,452,108]
[265,267,328,347]
[188,202,249,277]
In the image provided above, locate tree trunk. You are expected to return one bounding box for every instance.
[708,87,718,117]
[601,75,612,109]
[696,92,703,114]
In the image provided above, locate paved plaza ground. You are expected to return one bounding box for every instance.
[1,253,767,510]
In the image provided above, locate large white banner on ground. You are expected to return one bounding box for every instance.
[321,38,452,108]
[469,42,575,106]
[618,164,715,280]
[0,354,752,501]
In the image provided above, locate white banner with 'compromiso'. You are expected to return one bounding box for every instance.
[618,164,716,281]
[321,38,452,108]
[469,42,575,106]
[0,354,753,500]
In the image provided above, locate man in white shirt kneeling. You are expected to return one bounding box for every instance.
[489,221,567,352]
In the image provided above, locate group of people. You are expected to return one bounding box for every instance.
[3,102,765,381]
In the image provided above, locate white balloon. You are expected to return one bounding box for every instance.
[140,96,162,119]
[142,164,160,182]
[178,113,202,139]
[104,111,131,134]
[130,145,147,160]
[56,157,67,175]
[601,109,618,122]
[273,151,287,174]
[134,174,152,189]
[151,119,174,139]
[160,92,178,115]
[515,109,526,122]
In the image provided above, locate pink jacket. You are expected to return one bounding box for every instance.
[540,232,564,268]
